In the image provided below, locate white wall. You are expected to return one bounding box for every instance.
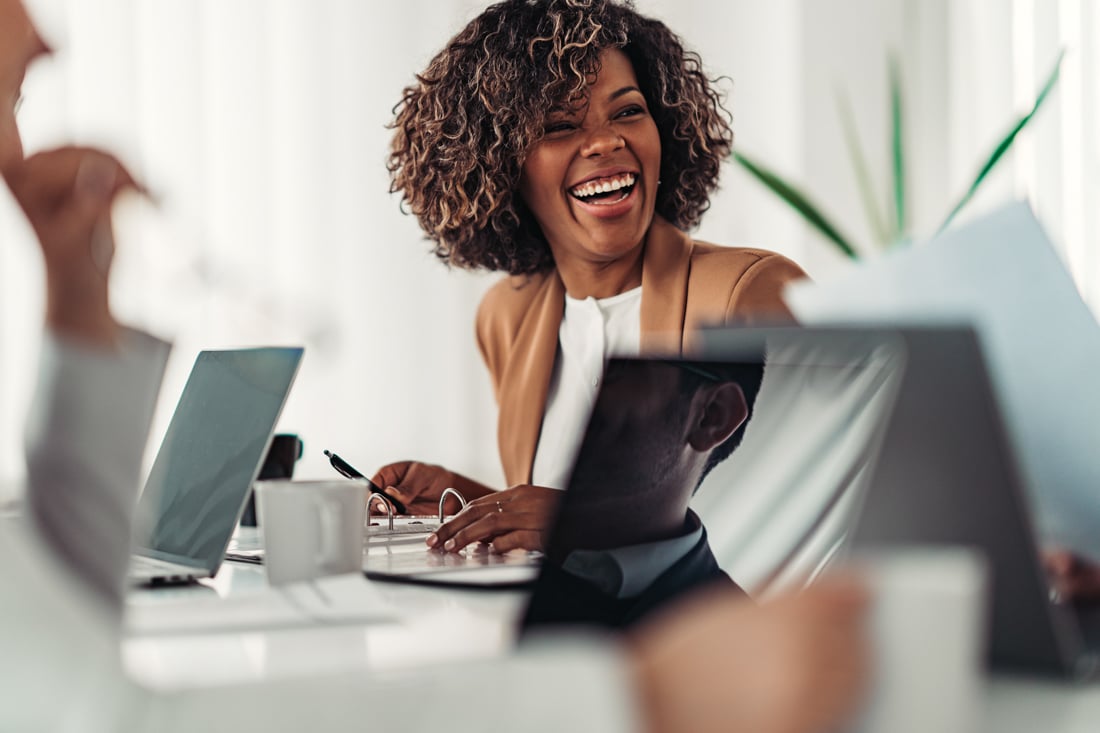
[1,0,1093,492]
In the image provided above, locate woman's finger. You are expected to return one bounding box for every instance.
[370,461,413,491]
[487,530,543,554]
[428,503,494,549]
[440,505,551,552]
[384,485,412,502]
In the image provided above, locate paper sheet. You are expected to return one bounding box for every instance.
[785,202,1100,560]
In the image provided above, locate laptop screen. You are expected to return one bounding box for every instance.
[521,328,906,632]
[132,347,303,572]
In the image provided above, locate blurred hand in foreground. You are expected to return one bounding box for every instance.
[1044,548,1100,603]
[1,147,142,347]
[630,577,871,733]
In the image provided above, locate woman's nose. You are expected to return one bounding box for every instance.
[580,124,625,157]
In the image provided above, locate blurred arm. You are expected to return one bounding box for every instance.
[24,326,168,612]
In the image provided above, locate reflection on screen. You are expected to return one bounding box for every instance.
[132,348,302,572]
[522,330,905,633]
[693,331,907,596]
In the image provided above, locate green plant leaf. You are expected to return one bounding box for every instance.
[836,87,890,247]
[733,150,859,259]
[937,48,1065,234]
[890,54,906,243]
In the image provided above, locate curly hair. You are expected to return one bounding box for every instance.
[388,0,733,276]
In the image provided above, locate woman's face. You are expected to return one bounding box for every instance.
[518,48,661,270]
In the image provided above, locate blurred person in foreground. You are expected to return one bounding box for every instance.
[374,0,806,551]
[0,0,170,608]
[0,1,871,731]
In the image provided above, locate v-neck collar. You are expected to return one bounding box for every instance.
[496,216,695,485]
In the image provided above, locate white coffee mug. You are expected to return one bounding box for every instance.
[255,479,366,585]
[853,546,989,733]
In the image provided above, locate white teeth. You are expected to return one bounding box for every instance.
[570,173,636,200]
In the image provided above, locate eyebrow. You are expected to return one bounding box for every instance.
[548,85,643,117]
[607,85,642,102]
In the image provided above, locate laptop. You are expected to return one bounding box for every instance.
[833,327,1100,678]
[521,328,907,631]
[782,203,1100,678]
[521,324,1100,678]
[128,347,304,585]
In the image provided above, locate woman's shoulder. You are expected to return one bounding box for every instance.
[689,240,805,273]
[686,240,809,323]
[474,270,559,385]
[475,270,557,357]
[688,240,807,282]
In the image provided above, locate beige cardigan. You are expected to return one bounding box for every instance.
[475,215,806,487]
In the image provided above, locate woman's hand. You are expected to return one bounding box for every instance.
[370,460,494,516]
[2,147,143,346]
[426,484,562,553]
[1043,548,1100,603]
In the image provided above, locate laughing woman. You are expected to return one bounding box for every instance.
[374,0,806,551]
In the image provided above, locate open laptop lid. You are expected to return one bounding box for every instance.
[521,327,907,633]
[783,204,1100,677]
[132,347,304,575]
[839,327,1098,678]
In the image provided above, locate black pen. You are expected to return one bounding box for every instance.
[323,449,407,514]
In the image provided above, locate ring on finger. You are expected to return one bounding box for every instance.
[496,501,503,513]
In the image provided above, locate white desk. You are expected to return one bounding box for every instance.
[986,677,1100,732]
[125,560,526,690]
[125,550,1100,732]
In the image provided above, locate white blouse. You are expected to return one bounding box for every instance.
[531,287,642,489]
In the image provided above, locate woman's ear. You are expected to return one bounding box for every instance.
[687,382,748,453]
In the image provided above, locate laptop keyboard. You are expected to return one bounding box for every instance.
[129,554,199,582]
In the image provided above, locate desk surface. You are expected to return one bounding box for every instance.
[125,540,1100,732]
[125,558,526,689]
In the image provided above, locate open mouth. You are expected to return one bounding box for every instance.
[569,173,637,205]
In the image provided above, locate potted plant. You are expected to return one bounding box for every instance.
[733,51,1065,259]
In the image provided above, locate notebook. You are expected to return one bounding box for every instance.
[359,489,541,586]
[226,483,541,588]
[128,347,304,585]
[521,328,908,631]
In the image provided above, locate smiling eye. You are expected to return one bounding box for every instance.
[615,105,646,120]
[544,120,577,135]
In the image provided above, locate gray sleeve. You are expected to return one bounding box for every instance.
[24,327,169,612]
